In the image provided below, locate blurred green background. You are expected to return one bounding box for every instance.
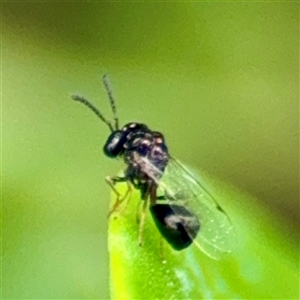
[2,2,298,299]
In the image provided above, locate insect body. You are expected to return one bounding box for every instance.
[71,76,235,258]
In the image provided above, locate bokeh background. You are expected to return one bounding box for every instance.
[2,2,298,299]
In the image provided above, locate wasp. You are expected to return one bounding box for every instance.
[71,76,235,259]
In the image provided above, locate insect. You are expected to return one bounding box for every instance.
[71,75,235,259]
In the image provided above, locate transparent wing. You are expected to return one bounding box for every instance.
[161,158,237,259]
[139,156,236,259]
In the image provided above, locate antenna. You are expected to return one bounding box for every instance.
[71,95,114,132]
[71,75,119,132]
[102,75,119,130]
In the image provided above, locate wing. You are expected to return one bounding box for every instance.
[142,156,236,259]
[160,158,236,259]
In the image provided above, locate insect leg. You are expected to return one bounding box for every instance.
[138,182,158,246]
[106,176,132,218]
[106,175,127,194]
[135,200,143,224]
[138,198,148,247]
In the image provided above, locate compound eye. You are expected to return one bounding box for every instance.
[103,130,126,158]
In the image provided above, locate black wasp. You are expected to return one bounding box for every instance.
[71,75,235,259]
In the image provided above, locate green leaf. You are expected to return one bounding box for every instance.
[108,172,298,299]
